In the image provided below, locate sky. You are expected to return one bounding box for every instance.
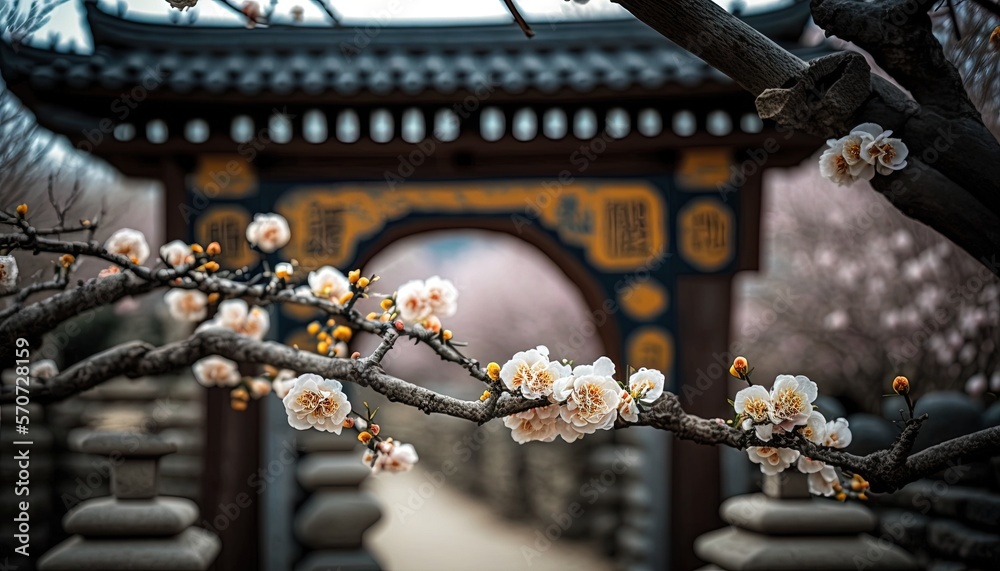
[33,0,791,52]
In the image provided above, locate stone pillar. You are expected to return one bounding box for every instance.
[293,430,382,571]
[38,432,220,570]
[694,472,919,570]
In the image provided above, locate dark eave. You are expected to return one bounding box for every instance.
[0,0,826,102]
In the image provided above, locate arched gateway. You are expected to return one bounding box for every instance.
[0,1,829,568]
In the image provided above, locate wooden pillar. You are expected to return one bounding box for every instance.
[671,274,734,570]
[199,390,261,571]
[162,157,263,569]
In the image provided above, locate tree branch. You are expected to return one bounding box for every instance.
[6,328,997,493]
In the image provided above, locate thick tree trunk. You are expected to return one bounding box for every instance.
[615,0,1000,275]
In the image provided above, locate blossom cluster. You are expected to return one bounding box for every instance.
[279,374,420,473]
[391,276,458,332]
[819,123,908,186]
[499,346,665,444]
[733,373,853,496]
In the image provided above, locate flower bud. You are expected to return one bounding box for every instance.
[380,298,394,311]
[339,291,354,305]
[317,340,329,354]
[730,356,749,378]
[394,320,405,331]
[60,254,75,268]
[479,390,491,401]
[190,243,204,254]
[892,375,910,396]
[423,315,442,334]
[307,321,321,335]
[370,423,380,436]
[206,241,222,255]
[835,491,847,502]
[333,325,352,342]
[232,387,250,401]
[16,203,28,217]
[275,262,293,280]
[366,312,378,320]
[992,25,1000,48]
[348,269,361,284]
[199,261,220,273]
[442,329,453,341]
[486,362,501,381]
[231,399,248,411]
[358,431,373,445]
[342,417,356,429]
[207,293,220,304]
[357,276,370,289]
[351,351,361,359]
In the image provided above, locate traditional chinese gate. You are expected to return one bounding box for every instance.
[0,1,830,568]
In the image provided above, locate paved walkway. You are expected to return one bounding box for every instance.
[364,467,613,571]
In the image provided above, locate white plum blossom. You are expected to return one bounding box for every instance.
[393,277,460,324]
[734,385,775,441]
[768,374,818,431]
[838,122,882,181]
[552,357,621,437]
[617,390,640,423]
[245,213,291,253]
[819,138,861,186]
[395,279,433,323]
[823,417,853,449]
[192,356,241,387]
[808,465,839,496]
[504,404,562,443]
[159,240,193,267]
[198,299,270,340]
[104,229,150,264]
[364,439,419,473]
[0,255,18,293]
[862,130,909,175]
[424,275,459,318]
[796,411,829,473]
[164,289,208,322]
[308,266,350,301]
[628,367,664,405]
[499,345,571,400]
[819,123,907,184]
[281,373,351,433]
[747,446,800,475]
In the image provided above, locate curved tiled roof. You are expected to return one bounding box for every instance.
[0,0,829,99]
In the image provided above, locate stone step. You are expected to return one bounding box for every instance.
[297,454,371,490]
[721,494,876,535]
[63,496,198,537]
[294,491,382,550]
[695,527,919,570]
[38,527,220,570]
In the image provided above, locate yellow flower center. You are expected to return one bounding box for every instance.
[773,388,804,420]
[744,397,769,422]
[295,390,320,411]
[574,383,609,419]
[880,143,896,163]
[313,396,340,418]
[525,367,554,394]
[845,142,861,161]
